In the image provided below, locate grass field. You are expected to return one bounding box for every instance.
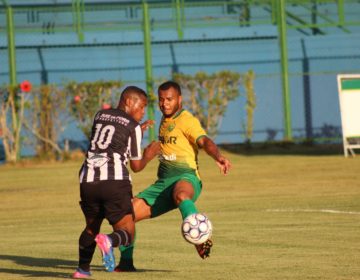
[1,148,360,280]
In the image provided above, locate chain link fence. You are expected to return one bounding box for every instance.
[0,0,360,158]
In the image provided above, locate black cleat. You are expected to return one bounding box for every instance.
[195,239,213,259]
[114,259,137,272]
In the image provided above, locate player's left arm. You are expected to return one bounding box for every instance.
[197,136,231,175]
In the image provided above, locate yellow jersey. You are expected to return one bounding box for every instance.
[158,109,206,179]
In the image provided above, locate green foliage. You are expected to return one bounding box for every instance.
[24,84,69,160]
[1,80,123,162]
[173,70,255,138]
[64,80,123,139]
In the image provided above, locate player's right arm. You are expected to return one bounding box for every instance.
[130,141,161,172]
[140,119,155,133]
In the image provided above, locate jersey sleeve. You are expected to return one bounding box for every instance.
[129,124,143,160]
[183,114,207,145]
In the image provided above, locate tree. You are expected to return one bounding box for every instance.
[64,80,123,139]
[173,70,255,139]
[23,84,71,160]
[0,82,31,163]
[244,70,256,143]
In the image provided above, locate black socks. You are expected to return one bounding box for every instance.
[108,229,131,247]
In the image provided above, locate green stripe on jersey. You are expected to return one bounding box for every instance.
[158,161,196,178]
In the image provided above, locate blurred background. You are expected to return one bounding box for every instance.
[1,0,360,161]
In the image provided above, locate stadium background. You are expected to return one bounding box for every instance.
[1,0,360,156]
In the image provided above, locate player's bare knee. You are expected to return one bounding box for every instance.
[133,198,151,221]
[173,191,193,206]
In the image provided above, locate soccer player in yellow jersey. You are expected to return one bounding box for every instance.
[116,81,231,271]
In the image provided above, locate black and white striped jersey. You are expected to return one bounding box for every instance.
[79,108,142,183]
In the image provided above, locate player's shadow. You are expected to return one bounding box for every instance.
[0,254,94,278]
[0,267,71,278]
[0,254,77,269]
[0,254,174,278]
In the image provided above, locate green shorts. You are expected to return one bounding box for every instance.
[136,173,202,218]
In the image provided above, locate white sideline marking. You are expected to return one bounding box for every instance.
[266,209,360,215]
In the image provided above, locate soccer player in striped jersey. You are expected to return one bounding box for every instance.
[117,81,231,272]
[73,86,160,279]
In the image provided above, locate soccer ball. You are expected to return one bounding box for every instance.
[181,213,213,245]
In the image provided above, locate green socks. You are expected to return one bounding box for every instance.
[179,199,198,219]
[120,243,134,260]
[120,200,198,261]
[119,232,136,260]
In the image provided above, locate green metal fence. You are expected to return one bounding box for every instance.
[1,0,360,141]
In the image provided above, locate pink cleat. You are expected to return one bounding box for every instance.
[95,234,115,272]
[72,268,91,279]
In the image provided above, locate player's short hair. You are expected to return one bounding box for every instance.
[158,81,182,96]
[118,86,147,108]
[121,86,147,100]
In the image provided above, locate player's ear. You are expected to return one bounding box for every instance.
[125,96,133,107]
[123,97,131,114]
